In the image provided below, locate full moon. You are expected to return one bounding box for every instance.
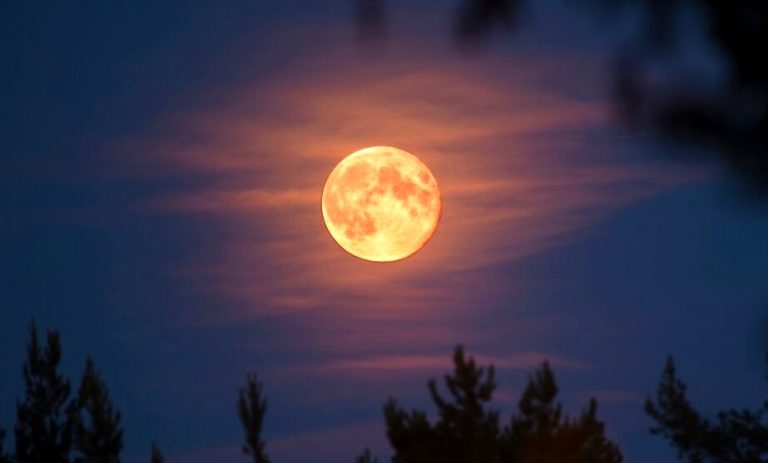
[321,146,441,262]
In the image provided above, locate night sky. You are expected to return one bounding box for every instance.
[2,1,767,462]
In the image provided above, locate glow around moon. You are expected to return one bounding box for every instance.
[321,146,441,262]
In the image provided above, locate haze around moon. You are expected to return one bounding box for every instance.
[321,146,441,262]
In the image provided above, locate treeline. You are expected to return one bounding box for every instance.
[1,324,766,463]
[0,324,128,463]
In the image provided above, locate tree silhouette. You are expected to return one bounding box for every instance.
[368,345,621,463]
[383,346,499,463]
[70,358,123,463]
[14,322,73,463]
[503,363,622,463]
[454,0,518,43]
[149,443,164,463]
[237,374,270,463]
[645,356,768,463]
[355,448,379,463]
[356,0,768,195]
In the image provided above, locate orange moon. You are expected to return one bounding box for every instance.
[321,146,441,262]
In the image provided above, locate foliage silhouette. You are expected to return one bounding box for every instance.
[149,443,164,463]
[70,357,123,463]
[503,363,622,463]
[607,0,768,195]
[237,374,270,463]
[453,0,768,194]
[355,448,379,463]
[14,323,73,463]
[355,0,387,43]
[454,0,518,43]
[15,323,768,463]
[645,356,768,463]
[366,345,622,463]
[1,324,131,463]
[356,0,768,195]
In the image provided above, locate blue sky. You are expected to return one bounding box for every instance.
[2,1,767,462]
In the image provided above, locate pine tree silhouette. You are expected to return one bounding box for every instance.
[237,374,270,463]
[70,357,123,463]
[149,443,164,463]
[503,362,622,463]
[14,322,73,463]
[645,356,768,462]
[366,345,622,463]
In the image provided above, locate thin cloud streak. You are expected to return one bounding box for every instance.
[116,34,711,399]
[271,351,586,382]
[133,50,703,328]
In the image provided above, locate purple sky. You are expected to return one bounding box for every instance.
[2,1,767,462]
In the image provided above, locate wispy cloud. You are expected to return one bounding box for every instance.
[321,351,583,373]
[129,49,702,331]
[271,351,585,382]
[113,35,709,397]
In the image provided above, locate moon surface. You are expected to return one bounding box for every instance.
[321,146,441,262]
